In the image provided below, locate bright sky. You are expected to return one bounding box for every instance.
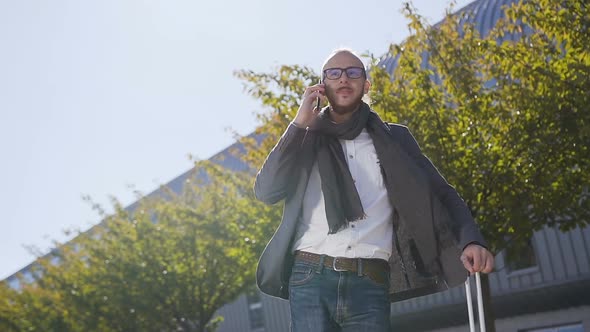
[0,0,473,280]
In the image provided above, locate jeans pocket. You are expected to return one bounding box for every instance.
[289,263,316,286]
[362,270,390,289]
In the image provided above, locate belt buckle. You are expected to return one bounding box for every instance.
[332,257,347,272]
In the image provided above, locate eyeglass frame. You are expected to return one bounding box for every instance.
[322,66,366,80]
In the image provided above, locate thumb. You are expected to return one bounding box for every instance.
[461,254,474,273]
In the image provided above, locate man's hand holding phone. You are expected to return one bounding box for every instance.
[293,83,325,128]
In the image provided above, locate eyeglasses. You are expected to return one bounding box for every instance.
[322,67,366,80]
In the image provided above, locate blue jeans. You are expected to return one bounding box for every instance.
[289,260,391,332]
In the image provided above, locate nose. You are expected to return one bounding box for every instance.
[339,72,350,83]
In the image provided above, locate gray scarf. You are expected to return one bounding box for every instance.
[310,101,399,234]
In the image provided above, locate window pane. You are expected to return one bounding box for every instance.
[506,237,537,272]
[523,323,583,332]
[558,324,584,332]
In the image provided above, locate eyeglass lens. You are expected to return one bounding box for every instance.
[323,67,364,80]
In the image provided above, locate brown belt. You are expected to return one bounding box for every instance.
[294,251,389,286]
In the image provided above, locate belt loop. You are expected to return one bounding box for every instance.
[357,258,363,277]
[316,255,326,274]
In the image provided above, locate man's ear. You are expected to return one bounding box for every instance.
[364,80,371,94]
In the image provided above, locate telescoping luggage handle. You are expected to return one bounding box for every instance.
[465,272,486,332]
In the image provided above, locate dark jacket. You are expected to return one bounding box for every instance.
[254,122,487,302]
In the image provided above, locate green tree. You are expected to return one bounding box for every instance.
[0,163,280,332]
[368,0,589,254]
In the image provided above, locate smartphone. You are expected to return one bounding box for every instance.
[316,78,322,111]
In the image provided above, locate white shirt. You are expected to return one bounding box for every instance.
[293,129,394,261]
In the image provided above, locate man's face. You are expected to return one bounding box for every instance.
[322,52,369,115]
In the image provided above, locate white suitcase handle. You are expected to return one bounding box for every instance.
[465,272,486,332]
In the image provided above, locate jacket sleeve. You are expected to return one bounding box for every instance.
[395,125,487,250]
[254,123,312,205]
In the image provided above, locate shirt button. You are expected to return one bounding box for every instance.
[351,225,355,228]
[349,155,354,159]
[347,246,352,250]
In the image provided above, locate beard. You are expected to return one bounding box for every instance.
[325,85,364,115]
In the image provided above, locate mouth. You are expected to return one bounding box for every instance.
[336,87,353,95]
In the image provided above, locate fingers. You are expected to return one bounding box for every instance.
[471,249,482,272]
[460,254,474,274]
[461,249,477,274]
[475,248,494,273]
[461,245,495,274]
[482,252,495,273]
[303,84,325,103]
[294,84,326,127]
